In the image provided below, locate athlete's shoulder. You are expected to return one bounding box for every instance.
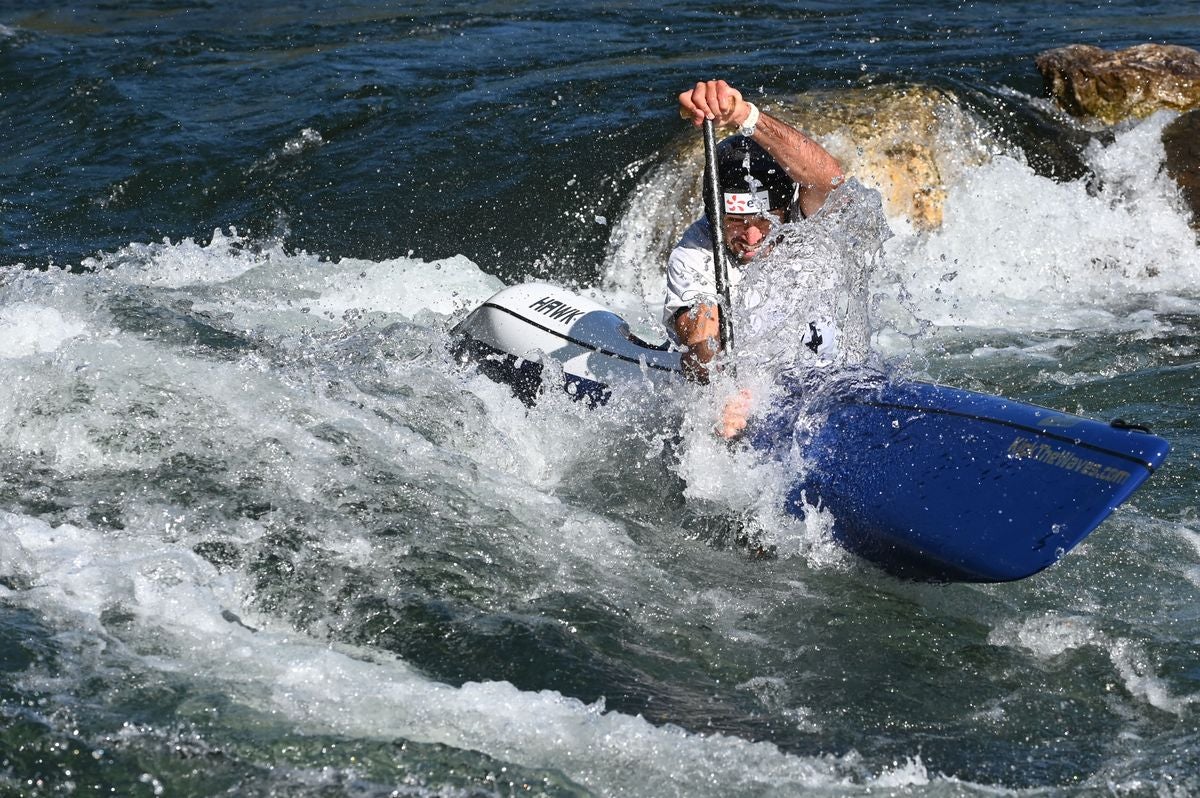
[675,217,712,251]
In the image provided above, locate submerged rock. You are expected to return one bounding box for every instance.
[1035,44,1200,123]
[1162,109,1200,230]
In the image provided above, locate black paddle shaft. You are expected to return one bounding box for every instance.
[702,118,735,359]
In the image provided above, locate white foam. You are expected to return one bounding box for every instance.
[673,385,785,511]
[872,756,931,788]
[77,230,505,338]
[1176,528,1200,589]
[1174,525,1200,557]
[0,303,87,358]
[1107,638,1197,717]
[771,491,850,569]
[283,127,323,156]
[988,614,1199,716]
[888,112,1199,334]
[97,228,266,288]
[987,613,1099,658]
[310,254,504,320]
[1,510,955,797]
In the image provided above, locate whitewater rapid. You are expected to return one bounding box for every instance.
[2,108,1198,796]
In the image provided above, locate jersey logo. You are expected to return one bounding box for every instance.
[804,321,823,354]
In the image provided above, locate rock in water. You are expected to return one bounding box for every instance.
[1036,44,1200,123]
[778,85,998,230]
[1162,109,1200,231]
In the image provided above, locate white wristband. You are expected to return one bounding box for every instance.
[739,102,760,137]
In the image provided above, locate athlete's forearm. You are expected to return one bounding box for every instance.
[675,303,722,384]
[748,111,844,217]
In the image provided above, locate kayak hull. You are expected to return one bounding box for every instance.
[753,376,1168,581]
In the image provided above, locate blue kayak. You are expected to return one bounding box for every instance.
[452,282,1170,582]
[750,374,1169,581]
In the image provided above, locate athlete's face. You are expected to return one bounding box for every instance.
[722,209,785,262]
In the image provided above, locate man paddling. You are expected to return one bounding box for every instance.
[664,80,845,385]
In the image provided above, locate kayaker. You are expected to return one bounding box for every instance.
[664,79,844,384]
[664,80,844,438]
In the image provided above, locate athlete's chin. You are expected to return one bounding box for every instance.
[731,244,775,263]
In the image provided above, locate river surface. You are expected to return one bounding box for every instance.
[2,2,1199,796]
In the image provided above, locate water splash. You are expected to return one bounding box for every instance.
[888,111,1200,334]
[734,179,893,378]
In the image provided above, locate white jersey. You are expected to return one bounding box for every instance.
[661,218,744,339]
[661,217,837,360]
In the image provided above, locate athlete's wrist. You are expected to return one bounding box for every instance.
[738,102,760,137]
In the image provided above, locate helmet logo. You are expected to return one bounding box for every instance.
[724,190,771,214]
